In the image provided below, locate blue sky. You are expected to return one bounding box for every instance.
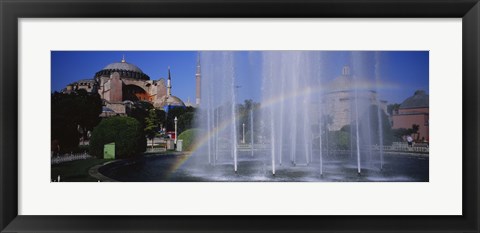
[51,51,428,105]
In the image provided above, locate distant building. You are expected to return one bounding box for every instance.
[64,55,191,114]
[392,90,429,141]
[323,66,388,131]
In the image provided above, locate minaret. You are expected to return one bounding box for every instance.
[167,66,172,96]
[195,53,201,105]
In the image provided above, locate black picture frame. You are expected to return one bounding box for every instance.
[1,0,479,232]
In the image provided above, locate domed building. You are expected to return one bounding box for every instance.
[392,90,429,141]
[95,57,150,81]
[323,66,388,131]
[65,55,187,114]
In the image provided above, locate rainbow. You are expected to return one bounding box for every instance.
[167,79,396,174]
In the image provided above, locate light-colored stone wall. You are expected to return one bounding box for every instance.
[324,91,352,131]
[155,79,167,107]
[323,90,383,131]
[106,103,126,115]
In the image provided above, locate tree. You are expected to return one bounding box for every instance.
[89,116,146,158]
[75,90,103,144]
[155,109,167,130]
[367,105,394,146]
[178,112,195,133]
[412,124,420,133]
[126,101,154,128]
[328,131,351,150]
[144,109,160,148]
[165,106,196,131]
[391,124,420,142]
[51,90,102,153]
[392,128,410,141]
[411,124,420,141]
[236,99,261,142]
[340,105,394,146]
[165,107,185,131]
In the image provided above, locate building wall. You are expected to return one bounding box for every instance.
[109,72,123,102]
[392,108,429,141]
[106,103,126,114]
[324,90,379,131]
[96,72,169,110]
[72,68,176,114]
[156,79,167,103]
[398,107,429,114]
[324,91,351,131]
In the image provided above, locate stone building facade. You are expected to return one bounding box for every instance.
[65,56,188,115]
[323,66,388,131]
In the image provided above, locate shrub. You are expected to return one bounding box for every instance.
[328,130,351,150]
[313,130,351,150]
[89,116,146,159]
[177,128,201,151]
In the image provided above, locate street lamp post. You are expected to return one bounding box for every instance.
[174,116,178,145]
[242,123,246,144]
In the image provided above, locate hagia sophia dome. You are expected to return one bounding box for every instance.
[94,56,150,81]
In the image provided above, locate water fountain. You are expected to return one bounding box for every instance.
[191,51,390,180]
[100,51,429,182]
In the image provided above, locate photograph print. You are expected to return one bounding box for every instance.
[51,51,429,182]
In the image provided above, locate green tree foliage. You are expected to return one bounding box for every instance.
[126,101,154,128]
[144,109,160,148]
[328,131,351,150]
[51,90,102,153]
[323,105,396,149]
[391,124,421,142]
[178,112,195,134]
[89,116,146,159]
[392,128,411,141]
[236,99,261,143]
[75,90,103,134]
[165,106,196,131]
[156,109,167,128]
[411,124,420,141]
[339,105,394,146]
[177,128,202,151]
[126,102,167,141]
[366,105,394,145]
[313,128,351,150]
